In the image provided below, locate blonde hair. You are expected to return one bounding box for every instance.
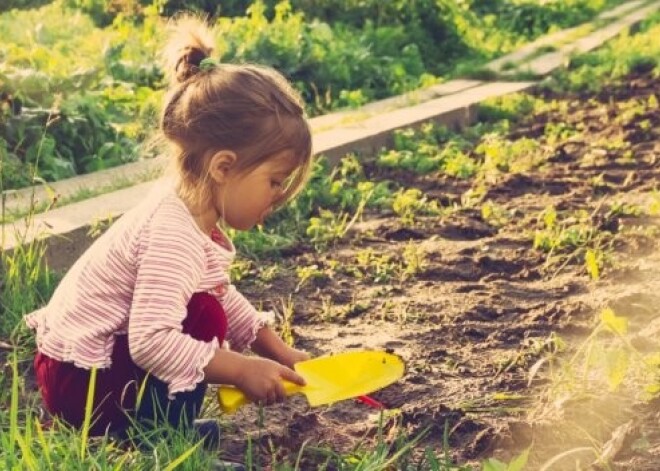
[159,15,312,211]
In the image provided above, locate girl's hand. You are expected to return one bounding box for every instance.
[278,346,310,369]
[235,356,306,405]
[251,326,310,369]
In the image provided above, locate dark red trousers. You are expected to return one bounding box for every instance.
[34,293,227,436]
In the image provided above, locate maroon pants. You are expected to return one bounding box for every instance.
[34,293,227,436]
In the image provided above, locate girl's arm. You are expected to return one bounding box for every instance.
[250,326,310,369]
[203,347,305,404]
[217,286,309,367]
[216,281,309,367]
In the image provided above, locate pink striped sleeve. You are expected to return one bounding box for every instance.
[128,217,218,397]
[219,285,267,352]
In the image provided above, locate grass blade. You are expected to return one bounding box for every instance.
[163,439,203,471]
[80,366,97,460]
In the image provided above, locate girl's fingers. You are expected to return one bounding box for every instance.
[279,366,306,386]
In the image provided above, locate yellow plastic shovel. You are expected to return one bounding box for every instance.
[217,350,404,414]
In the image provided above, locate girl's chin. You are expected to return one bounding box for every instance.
[223,219,255,231]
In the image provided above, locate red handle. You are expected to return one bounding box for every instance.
[356,395,385,409]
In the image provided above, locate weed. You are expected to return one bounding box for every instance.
[483,448,530,471]
[0,350,216,469]
[540,308,660,402]
[533,205,615,279]
[295,263,332,292]
[87,213,115,238]
[354,248,398,284]
[443,145,478,179]
[497,332,566,378]
[306,209,354,250]
[230,258,253,282]
[392,188,441,226]
[256,264,279,284]
[477,134,542,175]
[276,297,296,347]
[648,191,660,216]
[584,248,602,280]
[481,200,511,227]
[544,121,579,145]
[477,93,544,123]
[401,242,428,280]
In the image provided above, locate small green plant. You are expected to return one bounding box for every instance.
[533,205,614,278]
[648,190,660,216]
[276,296,296,347]
[482,448,530,471]
[497,332,566,378]
[87,213,115,238]
[544,121,579,145]
[230,258,253,282]
[442,144,477,179]
[401,241,428,280]
[353,248,398,284]
[392,188,440,226]
[584,248,602,280]
[295,263,334,291]
[305,209,352,249]
[481,200,510,227]
[477,135,541,174]
[477,92,544,123]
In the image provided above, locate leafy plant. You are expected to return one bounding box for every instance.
[533,205,615,278]
[392,188,440,226]
[401,241,427,280]
[353,248,397,283]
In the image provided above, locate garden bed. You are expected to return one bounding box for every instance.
[210,70,660,469]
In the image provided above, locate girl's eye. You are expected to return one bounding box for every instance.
[271,180,283,189]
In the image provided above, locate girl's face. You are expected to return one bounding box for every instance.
[217,150,297,230]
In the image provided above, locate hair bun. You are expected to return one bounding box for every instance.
[163,15,216,86]
[174,46,208,82]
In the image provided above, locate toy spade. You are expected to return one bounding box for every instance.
[217,350,404,413]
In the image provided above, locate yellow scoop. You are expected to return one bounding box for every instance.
[217,350,404,414]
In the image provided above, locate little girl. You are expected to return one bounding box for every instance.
[25,16,312,441]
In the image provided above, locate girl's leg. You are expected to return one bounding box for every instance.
[34,292,227,436]
[34,335,144,436]
[135,292,228,431]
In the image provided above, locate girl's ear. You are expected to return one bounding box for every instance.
[208,150,237,184]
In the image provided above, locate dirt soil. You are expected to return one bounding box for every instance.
[215,73,660,469]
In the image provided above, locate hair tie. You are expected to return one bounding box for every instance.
[199,57,220,72]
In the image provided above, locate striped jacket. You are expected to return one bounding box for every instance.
[25,185,267,397]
